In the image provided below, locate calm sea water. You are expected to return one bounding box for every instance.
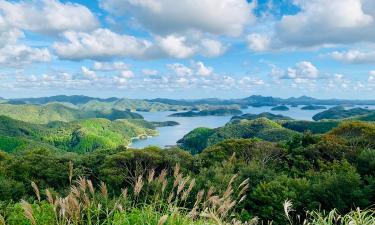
[130,105,375,148]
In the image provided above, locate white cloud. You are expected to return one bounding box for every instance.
[200,39,227,57]
[81,66,97,80]
[100,0,255,37]
[329,50,375,64]
[157,35,196,59]
[247,33,271,52]
[119,70,135,78]
[369,71,375,83]
[285,61,319,79]
[0,27,24,48]
[142,69,159,76]
[53,28,153,60]
[167,63,193,76]
[275,0,375,47]
[0,0,99,34]
[93,61,129,71]
[0,44,51,67]
[193,61,213,76]
[327,74,351,89]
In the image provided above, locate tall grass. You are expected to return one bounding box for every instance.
[2,164,250,225]
[1,164,374,225]
[283,200,375,225]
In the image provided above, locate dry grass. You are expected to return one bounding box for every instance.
[14,163,250,225]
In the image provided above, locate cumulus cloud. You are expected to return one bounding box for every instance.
[276,0,374,47]
[142,69,159,76]
[0,44,51,67]
[247,33,271,52]
[100,0,255,37]
[81,66,97,80]
[250,0,375,52]
[167,63,193,77]
[157,35,196,59]
[192,61,213,76]
[53,28,153,60]
[199,39,227,57]
[285,61,319,79]
[93,61,129,71]
[327,74,351,89]
[329,50,375,64]
[0,0,99,34]
[119,70,134,78]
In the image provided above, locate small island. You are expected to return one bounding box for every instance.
[301,105,327,110]
[151,121,180,127]
[231,112,293,122]
[169,108,243,117]
[271,105,290,111]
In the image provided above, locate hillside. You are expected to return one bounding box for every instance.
[312,106,374,121]
[7,95,118,105]
[231,112,292,122]
[0,116,157,153]
[271,105,289,111]
[177,117,299,154]
[0,103,143,124]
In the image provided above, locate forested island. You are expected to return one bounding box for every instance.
[271,105,290,111]
[168,108,243,117]
[300,105,327,110]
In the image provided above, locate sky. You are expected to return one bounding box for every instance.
[0,0,375,99]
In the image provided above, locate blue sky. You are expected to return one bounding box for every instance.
[0,0,374,99]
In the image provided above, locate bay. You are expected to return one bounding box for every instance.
[130,105,375,148]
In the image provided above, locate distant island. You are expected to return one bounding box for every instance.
[169,108,243,117]
[271,105,289,111]
[231,112,292,122]
[301,105,327,110]
[151,121,180,127]
[312,106,374,121]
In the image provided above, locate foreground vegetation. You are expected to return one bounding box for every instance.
[0,119,374,224]
[0,96,375,224]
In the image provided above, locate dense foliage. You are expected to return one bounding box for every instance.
[231,112,292,122]
[178,118,299,154]
[271,105,290,111]
[0,116,157,153]
[0,120,374,224]
[0,103,143,124]
[312,106,374,121]
[0,97,374,224]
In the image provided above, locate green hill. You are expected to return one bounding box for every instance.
[231,112,292,122]
[0,103,143,124]
[271,105,290,111]
[178,117,299,154]
[312,106,373,121]
[0,116,157,153]
[281,120,340,134]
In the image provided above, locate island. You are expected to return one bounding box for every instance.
[312,106,374,121]
[168,108,243,117]
[301,105,327,110]
[151,121,180,127]
[230,112,292,122]
[271,105,290,111]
